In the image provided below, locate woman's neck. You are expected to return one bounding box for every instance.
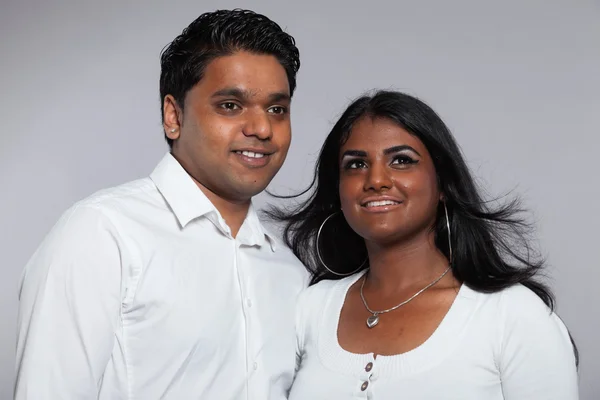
[364,231,451,296]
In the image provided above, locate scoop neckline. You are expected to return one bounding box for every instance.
[316,270,476,378]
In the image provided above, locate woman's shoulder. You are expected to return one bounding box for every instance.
[296,272,364,327]
[481,283,553,318]
[467,283,568,343]
[459,283,562,339]
[465,282,551,311]
[295,274,363,348]
[465,283,574,361]
[298,273,362,306]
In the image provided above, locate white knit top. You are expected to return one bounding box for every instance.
[289,271,578,399]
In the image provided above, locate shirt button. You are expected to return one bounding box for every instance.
[361,381,369,391]
[253,362,258,370]
[246,298,253,308]
[365,362,373,372]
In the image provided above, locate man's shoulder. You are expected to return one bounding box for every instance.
[259,225,310,285]
[51,176,162,238]
[76,176,157,211]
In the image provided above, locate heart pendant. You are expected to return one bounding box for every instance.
[366,314,379,329]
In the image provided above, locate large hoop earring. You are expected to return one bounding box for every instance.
[443,202,453,264]
[316,212,367,277]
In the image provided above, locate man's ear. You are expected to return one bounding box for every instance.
[163,94,182,140]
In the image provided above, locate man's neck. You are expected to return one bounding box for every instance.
[169,152,252,237]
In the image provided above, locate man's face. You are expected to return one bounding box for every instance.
[164,51,292,203]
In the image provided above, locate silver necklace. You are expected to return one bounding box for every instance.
[360,266,451,329]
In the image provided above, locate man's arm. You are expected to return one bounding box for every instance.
[15,204,123,399]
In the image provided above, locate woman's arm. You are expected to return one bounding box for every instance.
[498,285,579,399]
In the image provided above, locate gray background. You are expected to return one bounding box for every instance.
[1,0,598,398]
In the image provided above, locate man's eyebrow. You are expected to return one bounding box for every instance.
[268,92,291,103]
[211,88,291,103]
[211,87,251,100]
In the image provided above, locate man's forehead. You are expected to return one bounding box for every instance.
[201,53,288,87]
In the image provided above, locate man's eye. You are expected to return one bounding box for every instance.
[268,106,287,115]
[220,102,241,111]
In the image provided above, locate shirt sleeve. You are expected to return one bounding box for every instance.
[15,204,123,399]
[498,285,579,400]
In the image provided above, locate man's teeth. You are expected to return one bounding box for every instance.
[236,151,266,158]
[365,200,400,207]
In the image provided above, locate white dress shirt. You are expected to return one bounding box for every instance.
[290,271,579,400]
[15,153,308,400]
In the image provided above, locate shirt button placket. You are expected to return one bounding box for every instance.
[359,359,375,397]
[234,241,252,400]
[238,248,257,383]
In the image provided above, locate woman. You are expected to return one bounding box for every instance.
[272,91,578,399]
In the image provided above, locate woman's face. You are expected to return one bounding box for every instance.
[338,117,441,246]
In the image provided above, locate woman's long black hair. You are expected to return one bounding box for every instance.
[268,90,577,362]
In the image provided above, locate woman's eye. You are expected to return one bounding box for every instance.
[268,106,287,115]
[392,155,417,166]
[344,160,367,169]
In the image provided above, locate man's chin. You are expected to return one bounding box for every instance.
[223,176,274,201]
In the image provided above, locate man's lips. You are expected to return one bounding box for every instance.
[232,148,275,167]
[232,148,275,159]
[234,150,266,159]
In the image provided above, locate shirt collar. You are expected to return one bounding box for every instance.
[242,203,278,252]
[150,153,276,252]
[150,153,215,227]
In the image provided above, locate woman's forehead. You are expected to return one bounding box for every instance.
[342,117,426,153]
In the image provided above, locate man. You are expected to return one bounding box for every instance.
[15,9,307,399]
